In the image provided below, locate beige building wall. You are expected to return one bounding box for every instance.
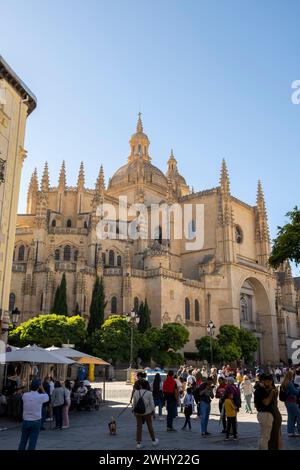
[0,57,36,340]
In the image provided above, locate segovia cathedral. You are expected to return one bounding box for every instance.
[10,115,300,363]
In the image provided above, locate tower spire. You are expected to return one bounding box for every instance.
[27,168,38,213]
[167,148,178,177]
[58,160,66,190]
[77,161,85,191]
[41,162,50,192]
[220,159,230,194]
[256,179,267,215]
[96,165,105,193]
[136,112,143,133]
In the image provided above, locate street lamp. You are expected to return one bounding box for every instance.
[11,308,21,327]
[206,320,216,366]
[126,308,140,384]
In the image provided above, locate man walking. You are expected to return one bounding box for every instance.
[163,370,178,431]
[18,379,49,450]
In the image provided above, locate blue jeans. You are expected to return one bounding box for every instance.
[200,401,211,433]
[154,397,163,416]
[285,402,300,434]
[166,399,177,429]
[18,419,41,450]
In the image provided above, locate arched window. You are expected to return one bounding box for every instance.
[54,249,60,261]
[74,250,78,262]
[154,226,162,244]
[51,219,56,227]
[185,298,190,321]
[84,221,88,229]
[18,245,25,261]
[102,252,106,266]
[40,293,44,311]
[195,300,200,322]
[83,295,86,312]
[188,220,196,240]
[111,296,117,314]
[64,245,71,261]
[117,255,122,267]
[9,293,15,312]
[109,250,115,266]
[240,295,248,321]
[66,219,72,228]
[134,297,139,314]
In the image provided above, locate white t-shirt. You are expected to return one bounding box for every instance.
[22,391,49,421]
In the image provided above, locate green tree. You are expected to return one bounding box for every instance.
[87,276,106,335]
[88,315,141,365]
[195,336,221,362]
[143,323,189,366]
[138,299,151,333]
[269,206,300,268]
[52,273,68,315]
[8,314,86,348]
[195,324,258,364]
[52,285,60,313]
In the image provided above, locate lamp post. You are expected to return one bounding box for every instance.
[126,308,140,384]
[11,307,21,328]
[206,320,216,366]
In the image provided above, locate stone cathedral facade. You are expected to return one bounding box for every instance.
[10,116,300,363]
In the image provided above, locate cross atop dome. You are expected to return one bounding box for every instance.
[136,112,143,133]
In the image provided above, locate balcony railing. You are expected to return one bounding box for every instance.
[55,261,76,271]
[49,227,88,235]
[12,263,26,272]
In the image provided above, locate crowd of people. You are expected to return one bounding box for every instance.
[14,376,102,450]
[130,363,300,450]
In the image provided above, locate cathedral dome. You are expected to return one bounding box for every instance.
[108,158,167,189]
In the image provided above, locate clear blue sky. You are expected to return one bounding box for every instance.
[1,1,299,246]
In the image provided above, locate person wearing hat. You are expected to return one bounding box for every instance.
[18,379,49,450]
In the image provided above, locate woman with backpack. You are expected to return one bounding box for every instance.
[132,380,159,449]
[280,370,300,437]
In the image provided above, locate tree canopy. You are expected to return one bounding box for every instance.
[269,206,300,268]
[195,325,258,364]
[8,314,86,348]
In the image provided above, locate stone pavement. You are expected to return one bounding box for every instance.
[1,381,300,451]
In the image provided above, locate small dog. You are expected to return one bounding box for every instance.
[108,417,117,435]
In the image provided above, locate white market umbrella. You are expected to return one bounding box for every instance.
[0,345,74,364]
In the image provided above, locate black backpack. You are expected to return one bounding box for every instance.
[279,386,287,402]
[134,391,146,415]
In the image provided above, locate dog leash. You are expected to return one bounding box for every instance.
[117,401,131,418]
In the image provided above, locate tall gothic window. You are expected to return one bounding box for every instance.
[185,298,190,321]
[195,299,200,322]
[64,245,71,261]
[117,255,122,267]
[109,250,115,266]
[40,293,44,311]
[9,293,16,312]
[188,220,196,240]
[154,226,162,244]
[102,252,106,266]
[51,219,56,227]
[111,296,117,314]
[67,219,72,228]
[18,245,25,261]
[55,249,60,261]
[240,295,248,321]
[134,297,139,314]
[74,250,78,262]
